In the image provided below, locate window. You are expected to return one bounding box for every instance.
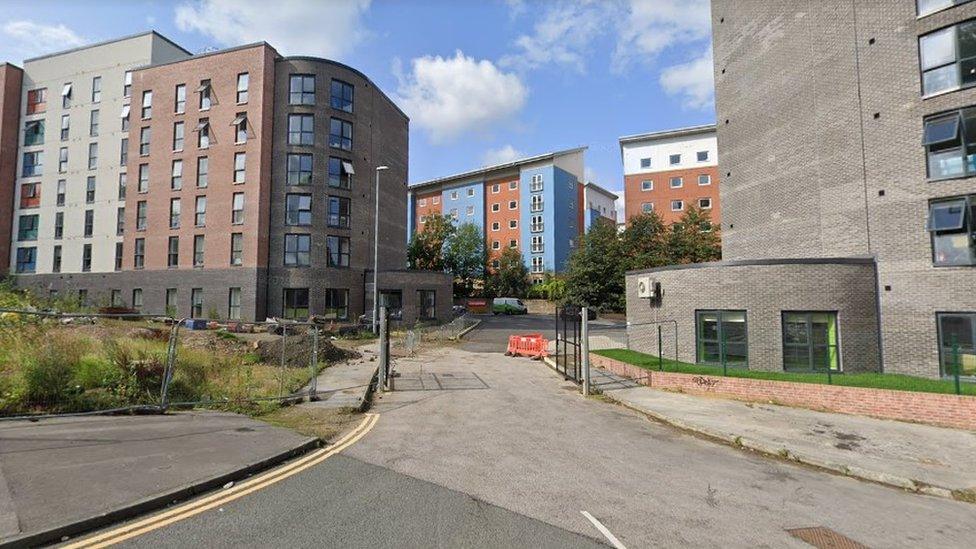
[175,84,186,114]
[326,157,353,188]
[928,196,976,265]
[289,75,316,105]
[491,203,500,212]
[196,118,210,148]
[136,201,147,230]
[61,115,69,140]
[237,73,249,103]
[26,88,46,114]
[919,21,976,96]
[698,174,711,186]
[166,289,178,314]
[109,289,122,307]
[168,236,180,267]
[52,245,61,273]
[228,288,241,320]
[418,290,436,320]
[118,173,126,200]
[329,118,352,150]
[191,288,204,317]
[289,153,313,185]
[491,221,500,231]
[54,211,64,238]
[669,154,680,165]
[324,289,349,320]
[640,158,651,169]
[58,148,68,173]
[467,205,475,216]
[230,233,243,265]
[20,183,39,209]
[491,259,500,270]
[491,183,500,194]
[284,234,311,266]
[138,164,149,193]
[509,180,518,190]
[642,201,654,213]
[530,174,543,192]
[937,312,976,377]
[90,76,101,103]
[233,152,247,183]
[641,180,653,191]
[432,196,440,204]
[132,288,143,310]
[283,288,309,319]
[114,242,123,271]
[141,90,152,119]
[531,256,544,273]
[193,235,205,267]
[23,151,42,177]
[508,200,518,210]
[234,113,248,143]
[88,142,98,169]
[198,79,212,110]
[530,215,543,232]
[921,108,976,179]
[697,150,709,162]
[419,215,427,224]
[86,176,96,203]
[467,187,475,197]
[509,219,517,229]
[323,235,349,268]
[170,198,181,228]
[171,159,183,190]
[698,197,712,209]
[509,239,517,248]
[331,79,354,112]
[918,0,976,17]
[120,138,128,165]
[84,210,94,237]
[328,196,350,228]
[62,82,72,108]
[286,194,312,225]
[696,310,748,368]
[89,109,99,137]
[669,176,683,188]
[123,71,132,98]
[17,215,38,241]
[57,180,66,206]
[121,104,130,131]
[24,120,44,146]
[134,238,145,269]
[139,127,150,156]
[173,121,184,151]
[450,208,459,220]
[491,240,500,250]
[288,114,314,145]
[450,191,459,200]
[671,199,684,211]
[195,196,206,226]
[82,243,92,272]
[197,157,208,188]
[783,312,840,372]
[15,247,36,273]
[232,193,245,224]
[419,198,428,207]
[530,194,543,212]
[531,235,544,253]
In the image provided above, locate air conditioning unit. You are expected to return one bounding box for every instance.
[636,276,655,299]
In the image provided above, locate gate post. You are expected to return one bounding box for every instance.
[379,306,389,392]
[581,304,590,396]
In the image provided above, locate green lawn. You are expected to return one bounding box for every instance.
[593,348,976,396]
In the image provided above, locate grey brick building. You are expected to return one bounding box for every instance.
[626,0,976,379]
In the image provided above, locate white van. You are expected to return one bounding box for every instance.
[492,297,528,315]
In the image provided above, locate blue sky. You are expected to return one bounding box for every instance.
[0,0,714,216]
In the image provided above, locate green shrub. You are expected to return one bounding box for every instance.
[74,354,122,389]
[22,334,87,406]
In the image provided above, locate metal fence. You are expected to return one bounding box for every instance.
[393,313,480,356]
[0,308,354,419]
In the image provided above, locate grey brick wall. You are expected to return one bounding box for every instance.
[625,259,881,373]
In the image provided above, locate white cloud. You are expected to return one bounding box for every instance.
[175,0,370,58]
[505,0,527,19]
[395,50,528,143]
[482,145,524,166]
[0,21,86,61]
[500,0,610,73]
[611,0,711,72]
[659,48,714,110]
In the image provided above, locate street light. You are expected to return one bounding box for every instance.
[373,165,390,334]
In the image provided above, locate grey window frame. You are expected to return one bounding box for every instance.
[781,311,841,373]
[282,288,310,319]
[327,196,350,228]
[936,311,976,378]
[191,288,204,318]
[197,156,209,188]
[324,288,349,320]
[168,236,179,267]
[232,192,245,224]
[329,118,352,150]
[286,193,312,226]
[695,309,749,368]
[927,195,976,265]
[284,233,311,266]
[228,287,242,320]
[288,114,314,145]
[15,247,36,273]
[326,235,350,268]
[230,233,243,265]
[289,74,316,105]
[330,79,354,112]
[193,234,205,267]
[134,237,145,269]
[288,153,313,186]
[81,243,92,272]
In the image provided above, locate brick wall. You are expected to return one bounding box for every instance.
[591,353,976,431]
[0,64,22,275]
[624,165,720,225]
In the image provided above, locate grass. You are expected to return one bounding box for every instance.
[258,405,362,442]
[594,348,976,396]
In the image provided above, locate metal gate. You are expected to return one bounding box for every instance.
[554,305,582,383]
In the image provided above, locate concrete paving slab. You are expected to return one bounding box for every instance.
[301,345,377,410]
[0,412,316,546]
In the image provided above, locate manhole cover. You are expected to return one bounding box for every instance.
[786,527,868,549]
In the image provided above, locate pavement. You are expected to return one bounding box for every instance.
[301,344,378,410]
[0,412,317,547]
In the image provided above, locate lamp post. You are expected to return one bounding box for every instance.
[373,165,389,334]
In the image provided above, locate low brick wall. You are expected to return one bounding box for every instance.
[523,299,555,315]
[591,353,976,431]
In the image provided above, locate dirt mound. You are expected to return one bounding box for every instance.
[255,333,358,368]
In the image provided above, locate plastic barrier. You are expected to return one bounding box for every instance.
[506,334,549,359]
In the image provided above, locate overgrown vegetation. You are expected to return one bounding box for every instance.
[595,348,976,396]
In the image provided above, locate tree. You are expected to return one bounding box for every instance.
[564,219,626,311]
[527,272,567,302]
[620,211,669,271]
[487,247,530,298]
[407,214,454,271]
[667,207,721,264]
[444,222,485,297]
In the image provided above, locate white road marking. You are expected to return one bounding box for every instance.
[581,510,627,549]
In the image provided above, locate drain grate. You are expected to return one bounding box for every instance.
[786,527,869,549]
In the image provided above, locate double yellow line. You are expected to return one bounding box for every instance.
[65,413,380,548]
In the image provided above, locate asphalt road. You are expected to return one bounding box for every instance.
[460,313,627,353]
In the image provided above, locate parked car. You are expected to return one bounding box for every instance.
[452,305,467,316]
[492,297,528,315]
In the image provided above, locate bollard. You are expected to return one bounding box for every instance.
[379,306,389,392]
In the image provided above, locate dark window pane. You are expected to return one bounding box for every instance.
[923,115,960,146]
[927,199,967,231]
[923,64,959,95]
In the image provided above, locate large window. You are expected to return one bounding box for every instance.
[284,234,311,266]
[922,108,976,178]
[286,194,312,225]
[329,118,352,150]
[228,288,242,320]
[937,312,976,377]
[329,157,353,188]
[191,288,204,318]
[324,289,349,320]
[696,310,748,368]
[330,79,354,112]
[26,88,46,114]
[168,236,179,267]
[418,290,436,320]
[782,312,840,372]
[289,75,316,105]
[327,235,350,267]
[17,215,38,241]
[328,196,350,228]
[919,19,976,96]
[23,151,41,177]
[918,0,976,17]
[927,196,976,265]
[15,247,36,273]
[24,120,44,146]
[287,153,313,185]
[283,288,309,319]
[288,114,314,145]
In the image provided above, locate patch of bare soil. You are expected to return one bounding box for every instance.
[255,333,359,368]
